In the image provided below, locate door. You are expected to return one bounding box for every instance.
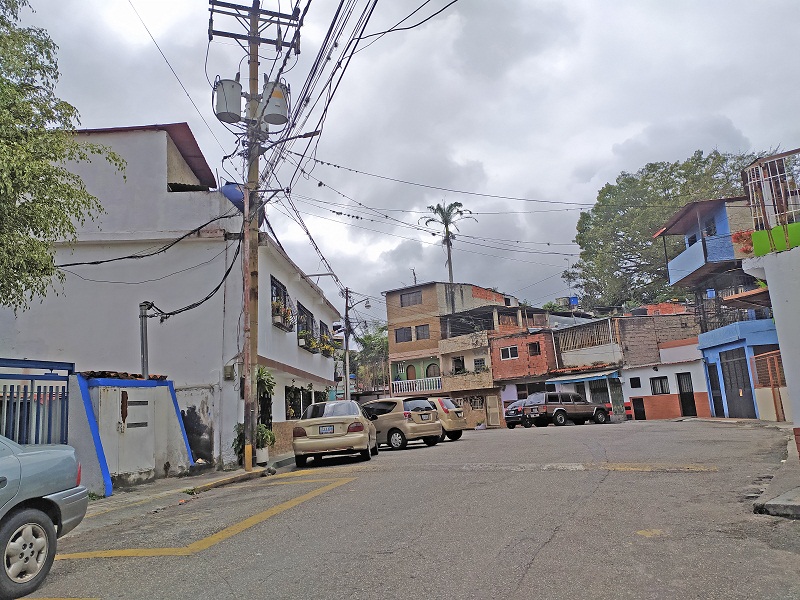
[0,438,21,513]
[719,348,756,419]
[632,398,646,420]
[707,363,725,417]
[485,395,500,427]
[406,365,417,380]
[676,372,697,417]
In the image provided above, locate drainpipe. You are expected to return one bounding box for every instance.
[551,330,560,370]
[139,302,152,379]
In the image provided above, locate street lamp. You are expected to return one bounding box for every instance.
[344,287,370,402]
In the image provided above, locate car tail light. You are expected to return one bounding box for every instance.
[403,411,412,421]
[76,463,82,486]
[438,399,449,414]
[347,422,364,433]
[292,426,307,438]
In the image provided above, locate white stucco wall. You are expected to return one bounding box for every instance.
[659,342,702,364]
[1,126,341,466]
[621,361,708,401]
[745,247,800,436]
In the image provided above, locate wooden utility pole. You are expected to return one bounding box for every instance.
[241,0,261,471]
[210,0,301,470]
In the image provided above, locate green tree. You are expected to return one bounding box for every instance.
[421,201,476,283]
[567,150,757,309]
[350,322,388,392]
[0,0,123,310]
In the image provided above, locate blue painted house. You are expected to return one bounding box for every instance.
[656,197,778,419]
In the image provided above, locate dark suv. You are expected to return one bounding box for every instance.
[504,397,543,429]
[520,392,609,427]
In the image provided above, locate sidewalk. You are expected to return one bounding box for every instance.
[71,452,296,536]
[754,434,800,519]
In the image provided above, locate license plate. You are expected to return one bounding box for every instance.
[455,411,463,418]
[421,414,430,421]
[319,425,334,435]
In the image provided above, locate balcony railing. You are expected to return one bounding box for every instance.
[391,376,442,395]
[667,235,735,286]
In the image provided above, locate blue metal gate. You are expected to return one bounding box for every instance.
[0,358,73,444]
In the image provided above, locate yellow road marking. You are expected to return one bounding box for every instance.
[600,463,717,473]
[636,529,665,537]
[56,477,354,560]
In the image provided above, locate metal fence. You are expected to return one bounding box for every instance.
[0,358,73,444]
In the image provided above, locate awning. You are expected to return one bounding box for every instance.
[720,287,771,309]
[545,368,619,385]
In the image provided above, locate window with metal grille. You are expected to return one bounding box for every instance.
[500,346,518,360]
[415,324,430,340]
[394,327,412,343]
[528,342,541,356]
[400,290,422,307]
[296,303,315,338]
[474,358,486,371]
[650,376,669,395]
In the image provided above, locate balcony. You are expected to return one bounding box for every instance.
[441,369,494,393]
[391,376,442,395]
[667,235,735,287]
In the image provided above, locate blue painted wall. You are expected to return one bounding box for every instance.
[698,320,778,418]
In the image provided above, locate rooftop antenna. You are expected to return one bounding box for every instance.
[411,268,417,285]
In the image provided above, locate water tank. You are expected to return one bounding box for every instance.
[257,81,289,128]
[221,181,244,212]
[215,79,242,123]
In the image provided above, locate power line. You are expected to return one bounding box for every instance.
[359,0,460,39]
[127,0,227,154]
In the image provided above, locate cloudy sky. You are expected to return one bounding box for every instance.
[24,0,800,324]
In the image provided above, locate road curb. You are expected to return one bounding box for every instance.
[754,487,800,519]
[753,436,800,520]
[190,468,267,494]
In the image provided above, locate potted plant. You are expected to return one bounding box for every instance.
[298,330,310,346]
[272,301,284,324]
[255,422,276,465]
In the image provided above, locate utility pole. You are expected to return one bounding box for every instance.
[344,287,351,402]
[210,0,301,470]
[241,0,261,472]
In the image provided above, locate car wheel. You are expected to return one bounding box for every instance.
[294,454,307,468]
[0,508,57,599]
[506,423,517,429]
[445,430,462,441]
[522,419,532,428]
[423,436,439,446]
[370,440,379,456]
[388,429,407,450]
[594,410,608,424]
[360,446,371,461]
[553,412,568,426]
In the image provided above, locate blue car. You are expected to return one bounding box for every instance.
[0,435,88,598]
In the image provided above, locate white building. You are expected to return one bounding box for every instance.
[0,123,340,464]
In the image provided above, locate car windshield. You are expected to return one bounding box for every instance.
[301,401,359,419]
[403,398,433,412]
[526,393,546,405]
[507,400,525,409]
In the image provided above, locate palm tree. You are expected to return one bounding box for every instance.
[421,201,476,283]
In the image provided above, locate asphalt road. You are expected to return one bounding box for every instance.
[32,419,800,600]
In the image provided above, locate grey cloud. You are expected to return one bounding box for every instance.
[611,115,752,167]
